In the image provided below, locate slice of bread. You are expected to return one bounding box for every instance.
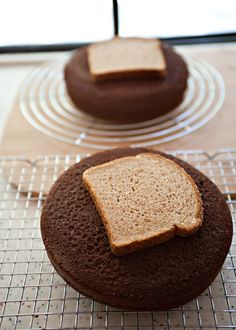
[87,37,166,81]
[83,153,203,256]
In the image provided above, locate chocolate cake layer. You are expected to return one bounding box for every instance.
[41,148,232,310]
[64,45,188,123]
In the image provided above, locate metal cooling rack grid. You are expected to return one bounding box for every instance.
[0,149,236,330]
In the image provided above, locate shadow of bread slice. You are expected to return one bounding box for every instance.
[83,153,203,255]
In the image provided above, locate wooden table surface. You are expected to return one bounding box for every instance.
[0,43,236,160]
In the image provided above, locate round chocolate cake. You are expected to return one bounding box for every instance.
[64,45,188,123]
[41,148,232,310]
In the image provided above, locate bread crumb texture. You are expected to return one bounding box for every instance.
[88,37,166,80]
[83,153,203,255]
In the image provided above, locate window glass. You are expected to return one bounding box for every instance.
[118,0,236,38]
[0,0,113,46]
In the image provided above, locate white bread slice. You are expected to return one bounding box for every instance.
[87,37,166,81]
[83,153,203,256]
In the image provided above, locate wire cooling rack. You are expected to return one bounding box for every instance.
[19,53,225,150]
[0,149,236,330]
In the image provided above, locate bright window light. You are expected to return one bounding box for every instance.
[118,0,236,38]
[0,0,114,46]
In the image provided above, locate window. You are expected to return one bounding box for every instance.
[0,0,113,47]
[118,0,236,38]
[1,0,236,50]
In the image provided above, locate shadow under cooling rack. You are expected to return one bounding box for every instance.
[0,149,236,329]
